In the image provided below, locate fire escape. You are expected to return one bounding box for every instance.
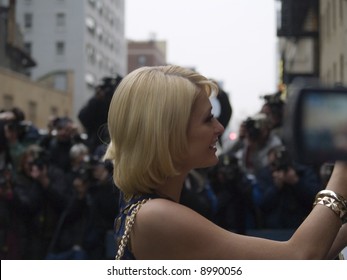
[0,0,36,74]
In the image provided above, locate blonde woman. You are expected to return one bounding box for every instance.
[104,65,347,260]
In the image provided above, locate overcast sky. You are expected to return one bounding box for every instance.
[125,0,278,130]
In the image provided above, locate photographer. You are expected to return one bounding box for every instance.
[207,152,253,234]
[13,144,70,259]
[3,120,26,178]
[87,151,119,259]
[260,91,285,141]
[0,163,21,259]
[0,109,26,178]
[231,113,282,228]
[46,162,94,260]
[39,117,85,173]
[78,76,122,154]
[237,113,282,175]
[255,145,322,229]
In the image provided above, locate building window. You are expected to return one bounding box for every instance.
[96,52,102,66]
[54,73,68,91]
[333,62,337,83]
[327,2,331,39]
[327,69,331,85]
[138,55,147,66]
[98,53,104,69]
[88,0,96,8]
[24,42,32,55]
[340,54,344,83]
[86,43,96,63]
[96,1,103,15]
[56,41,65,55]
[86,16,96,35]
[28,101,37,125]
[3,95,14,110]
[96,26,103,42]
[50,106,59,118]
[24,13,33,29]
[332,0,336,31]
[56,13,66,27]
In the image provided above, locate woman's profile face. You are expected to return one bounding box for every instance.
[185,94,224,170]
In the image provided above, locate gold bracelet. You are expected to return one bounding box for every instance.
[315,190,347,208]
[313,190,347,223]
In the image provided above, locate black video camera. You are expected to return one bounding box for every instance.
[30,150,50,170]
[243,113,268,142]
[262,91,283,105]
[284,81,347,164]
[243,118,260,141]
[97,75,123,99]
[269,146,292,172]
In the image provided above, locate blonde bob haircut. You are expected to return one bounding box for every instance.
[104,65,218,197]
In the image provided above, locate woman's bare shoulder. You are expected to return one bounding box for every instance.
[131,198,291,260]
[131,198,235,259]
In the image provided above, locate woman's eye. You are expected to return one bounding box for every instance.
[206,114,214,122]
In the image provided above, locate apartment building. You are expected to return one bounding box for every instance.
[15,0,127,119]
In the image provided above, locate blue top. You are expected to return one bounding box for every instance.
[114,192,162,260]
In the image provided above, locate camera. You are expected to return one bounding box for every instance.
[96,75,123,100]
[284,81,347,164]
[269,145,292,172]
[30,149,49,170]
[243,113,269,141]
[243,118,260,141]
[262,91,283,105]
[75,165,92,181]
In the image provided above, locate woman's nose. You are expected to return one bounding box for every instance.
[215,119,225,135]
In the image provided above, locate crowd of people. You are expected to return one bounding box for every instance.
[209,91,325,233]
[0,68,342,260]
[0,80,121,260]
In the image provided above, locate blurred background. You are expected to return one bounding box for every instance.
[1,0,346,260]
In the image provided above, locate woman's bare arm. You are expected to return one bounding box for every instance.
[326,223,347,259]
[131,162,347,260]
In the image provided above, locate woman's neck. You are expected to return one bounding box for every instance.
[155,171,188,202]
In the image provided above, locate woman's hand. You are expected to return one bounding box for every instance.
[326,161,347,199]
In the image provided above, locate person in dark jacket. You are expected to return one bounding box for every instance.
[87,154,119,259]
[0,163,23,259]
[78,76,122,154]
[45,166,95,260]
[256,145,322,229]
[13,144,70,259]
[40,117,84,173]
